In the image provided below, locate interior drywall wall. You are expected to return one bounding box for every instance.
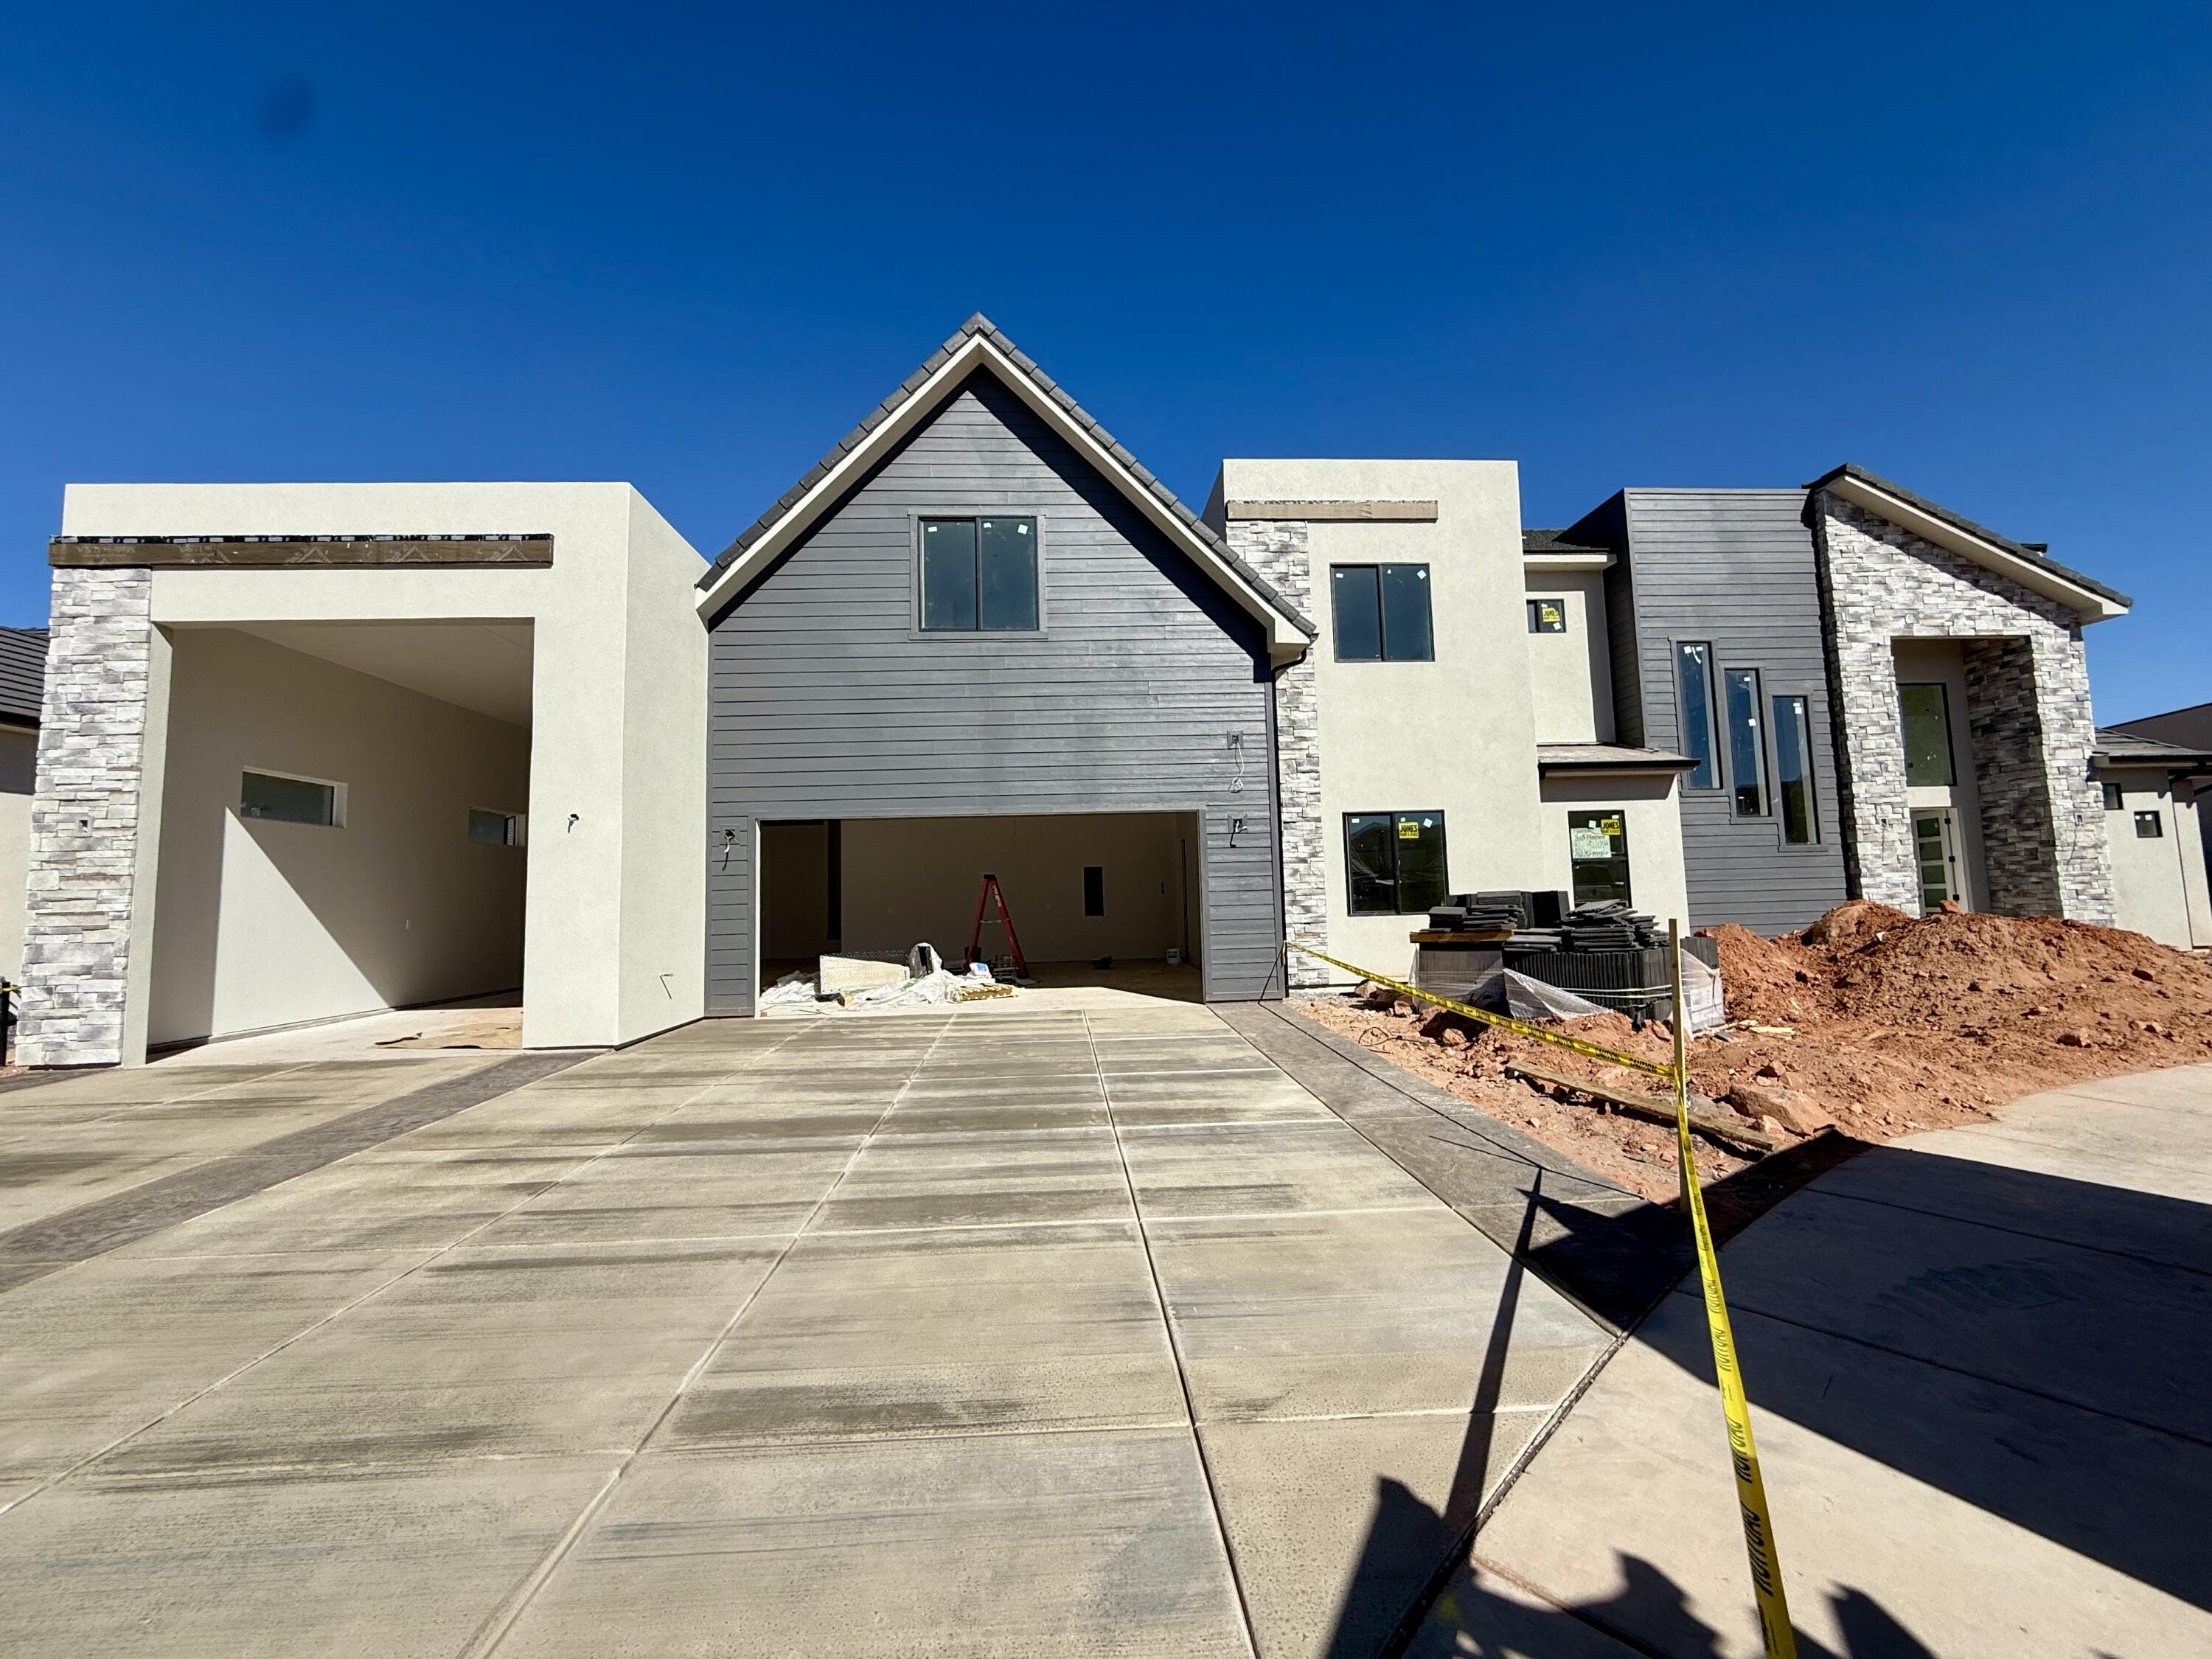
[1524,571,1614,743]
[2102,769,2210,949]
[60,481,707,1052]
[0,725,33,980]
[836,813,1192,967]
[147,627,529,1046]
[1538,772,1690,933]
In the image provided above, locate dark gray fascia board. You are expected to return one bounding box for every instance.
[1801,462,2132,609]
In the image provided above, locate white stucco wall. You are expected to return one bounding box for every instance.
[2101,768,2212,950]
[1537,772,1689,935]
[1214,461,1545,980]
[56,481,708,1054]
[0,725,32,982]
[1524,570,1613,744]
[147,628,530,1046]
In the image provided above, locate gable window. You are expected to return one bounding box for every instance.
[1899,684,1955,787]
[1773,695,1818,844]
[1724,667,1767,817]
[240,770,341,827]
[1344,811,1447,915]
[1331,565,1433,661]
[920,517,1038,631]
[470,809,526,846]
[2136,810,2165,838]
[1675,642,1719,790]
[1527,597,1567,634]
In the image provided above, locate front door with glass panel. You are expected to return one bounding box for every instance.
[1912,810,1961,913]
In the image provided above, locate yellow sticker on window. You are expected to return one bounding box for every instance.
[1599,816,1623,837]
[1397,820,1421,839]
[1540,602,1562,625]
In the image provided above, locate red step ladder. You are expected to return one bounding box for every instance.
[965,874,1031,979]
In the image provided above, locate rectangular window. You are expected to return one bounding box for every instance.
[1675,642,1719,790]
[1899,684,1955,787]
[1773,695,1818,844]
[2102,781,2124,810]
[1526,597,1567,634]
[1724,667,1767,817]
[1082,865,1105,917]
[920,517,1037,631]
[1330,566,1433,661]
[1567,810,1632,906]
[470,809,526,846]
[2136,810,2165,838]
[240,770,338,827]
[1343,811,1447,916]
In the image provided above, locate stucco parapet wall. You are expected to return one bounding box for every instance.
[1222,500,1439,523]
[50,534,554,568]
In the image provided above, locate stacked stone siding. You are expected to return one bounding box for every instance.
[1809,494,2112,923]
[17,567,158,1066]
[1228,519,1328,987]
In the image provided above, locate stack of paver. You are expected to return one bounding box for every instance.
[1554,900,1661,952]
[1425,891,1529,934]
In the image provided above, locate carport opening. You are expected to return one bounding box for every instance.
[759,811,1203,1001]
[145,620,535,1051]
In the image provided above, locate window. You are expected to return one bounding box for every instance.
[1898,684,1955,787]
[1675,642,1719,790]
[1724,668,1767,817]
[2136,810,2165,839]
[1526,597,1567,634]
[1344,811,1447,915]
[1082,866,1105,917]
[470,809,526,846]
[1567,810,1632,906]
[920,517,1037,631]
[2102,782,2124,810]
[1331,565,1433,661]
[1773,695,1818,844]
[240,770,339,827]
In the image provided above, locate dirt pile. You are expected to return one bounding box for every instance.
[1297,903,2212,1202]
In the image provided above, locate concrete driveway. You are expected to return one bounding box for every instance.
[1414,1063,2212,1658]
[0,1004,1613,1658]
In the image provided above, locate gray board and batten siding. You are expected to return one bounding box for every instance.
[1566,488,1850,934]
[703,371,1287,1013]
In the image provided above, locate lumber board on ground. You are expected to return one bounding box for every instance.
[1504,1058,1780,1154]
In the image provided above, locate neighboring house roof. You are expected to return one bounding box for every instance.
[1536,742,1698,774]
[1521,529,1610,555]
[2090,726,2212,773]
[1803,462,2130,621]
[697,315,1315,662]
[2111,700,2212,754]
[0,627,49,726]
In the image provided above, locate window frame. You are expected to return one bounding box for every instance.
[1722,666,1770,818]
[1329,563,1435,662]
[1772,694,1819,845]
[1674,641,1722,791]
[239,767,345,829]
[2101,781,2124,811]
[1897,682,1957,788]
[1342,810,1449,917]
[2135,810,2165,839]
[1565,807,1633,907]
[913,513,1045,635]
[1526,597,1568,635]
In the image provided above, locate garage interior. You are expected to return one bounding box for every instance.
[145,619,535,1050]
[758,810,1205,1000]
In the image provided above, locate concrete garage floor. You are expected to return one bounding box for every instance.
[0,1006,1613,1658]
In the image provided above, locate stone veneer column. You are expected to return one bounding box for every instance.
[18,567,161,1066]
[1228,519,1330,988]
[1809,494,2113,924]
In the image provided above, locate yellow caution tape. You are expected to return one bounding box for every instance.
[1279,939,1677,1079]
[1284,931,1798,1655]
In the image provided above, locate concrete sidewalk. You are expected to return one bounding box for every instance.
[0,1005,1618,1657]
[1413,1065,2212,1657]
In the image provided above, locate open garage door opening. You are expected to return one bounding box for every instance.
[758,811,1206,1005]
[144,619,535,1053]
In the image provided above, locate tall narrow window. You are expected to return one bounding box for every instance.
[1330,566,1433,661]
[1724,668,1767,817]
[920,517,1037,631]
[1675,642,1719,790]
[1898,684,1955,787]
[1343,811,1447,915]
[1082,866,1105,917]
[1773,695,1818,844]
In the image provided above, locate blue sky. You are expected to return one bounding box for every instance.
[4,3,2208,718]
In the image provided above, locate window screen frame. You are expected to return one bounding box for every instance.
[912,513,1046,635]
[1329,564,1435,662]
[1674,641,1722,791]
[1342,810,1449,917]
[239,768,344,829]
